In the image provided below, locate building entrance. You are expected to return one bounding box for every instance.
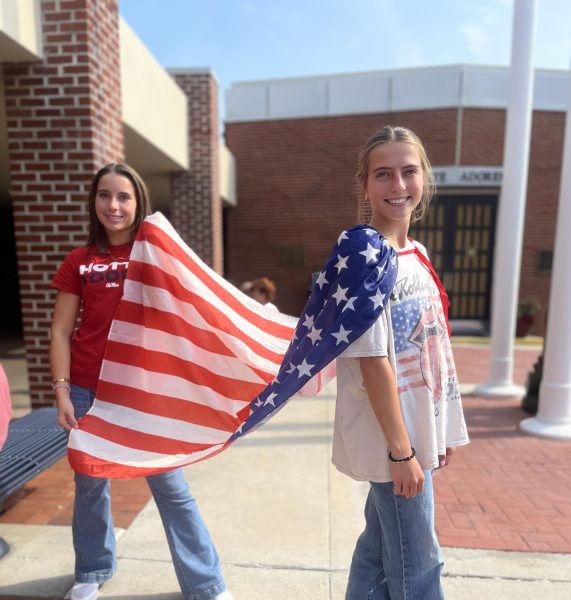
[0,201,23,336]
[409,194,498,320]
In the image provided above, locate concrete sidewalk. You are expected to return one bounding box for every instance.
[1,377,571,599]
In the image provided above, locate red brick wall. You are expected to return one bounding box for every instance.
[225,108,562,332]
[4,0,124,406]
[224,110,458,316]
[460,108,506,165]
[170,71,222,273]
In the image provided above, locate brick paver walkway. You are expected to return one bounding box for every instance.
[434,343,571,553]
[435,394,571,553]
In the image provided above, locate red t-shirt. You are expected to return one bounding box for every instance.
[51,243,133,390]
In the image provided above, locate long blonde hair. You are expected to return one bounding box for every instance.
[356,125,436,224]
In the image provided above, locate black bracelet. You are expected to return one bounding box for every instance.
[388,447,416,463]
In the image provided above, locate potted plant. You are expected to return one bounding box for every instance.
[516,296,540,337]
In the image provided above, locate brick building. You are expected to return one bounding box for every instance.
[223,66,568,333]
[0,0,235,407]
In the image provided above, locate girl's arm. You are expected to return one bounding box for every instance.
[49,290,81,431]
[360,355,424,498]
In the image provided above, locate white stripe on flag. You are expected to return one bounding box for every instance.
[122,281,285,373]
[138,214,296,327]
[87,400,230,444]
[109,321,267,385]
[136,240,297,346]
[99,360,246,415]
[69,429,224,468]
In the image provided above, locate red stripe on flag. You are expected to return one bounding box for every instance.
[96,380,243,432]
[78,415,216,455]
[112,300,277,385]
[68,448,176,479]
[131,262,288,365]
[104,341,265,402]
[114,300,239,359]
[139,221,294,338]
[68,444,229,479]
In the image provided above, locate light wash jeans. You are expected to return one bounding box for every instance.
[346,471,444,600]
[70,384,227,600]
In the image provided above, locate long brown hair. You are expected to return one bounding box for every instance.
[87,163,152,252]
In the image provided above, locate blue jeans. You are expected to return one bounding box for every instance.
[70,384,227,600]
[346,471,444,600]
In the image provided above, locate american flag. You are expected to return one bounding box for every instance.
[68,213,397,478]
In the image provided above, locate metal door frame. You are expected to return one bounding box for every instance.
[410,194,498,320]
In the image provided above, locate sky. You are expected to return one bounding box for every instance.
[120,0,571,114]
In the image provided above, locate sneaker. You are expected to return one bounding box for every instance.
[214,592,235,600]
[64,582,99,600]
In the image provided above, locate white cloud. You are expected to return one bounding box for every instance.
[536,0,571,69]
[454,0,512,62]
[459,23,490,58]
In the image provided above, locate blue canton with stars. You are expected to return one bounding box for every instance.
[230,225,398,440]
[393,298,426,353]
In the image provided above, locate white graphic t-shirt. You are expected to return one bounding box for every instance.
[332,240,469,483]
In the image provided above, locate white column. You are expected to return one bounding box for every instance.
[520,63,571,440]
[475,0,537,398]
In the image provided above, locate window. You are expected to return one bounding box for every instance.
[538,250,553,273]
[278,244,304,267]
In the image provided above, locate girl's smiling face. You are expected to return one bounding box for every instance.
[365,141,424,233]
[94,172,137,244]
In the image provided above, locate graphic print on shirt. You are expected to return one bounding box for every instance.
[390,256,458,415]
[79,260,129,289]
[409,303,446,402]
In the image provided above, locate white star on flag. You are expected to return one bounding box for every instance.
[331,324,352,345]
[342,296,358,312]
[369,289,386,309]
[332,284,349,305]
[307,326,323,345]
[297,358,315,378]
[302,313,315,329]
[337,230,349,245]
[315,271,329,289]
[334,254,349,273]
[264,392,278,407]
[360,242,380,263]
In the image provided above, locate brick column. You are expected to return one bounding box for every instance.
[3,0,124,406]
[170,70,222,273]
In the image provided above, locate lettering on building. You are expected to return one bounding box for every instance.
[432,166,503,188]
